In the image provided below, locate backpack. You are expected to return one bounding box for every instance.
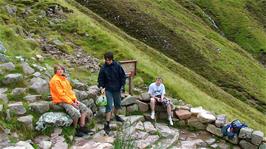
[221,119,247,139]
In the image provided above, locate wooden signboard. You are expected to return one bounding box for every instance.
[120,60,137,95]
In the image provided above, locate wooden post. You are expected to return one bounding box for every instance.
[128,75,133,95]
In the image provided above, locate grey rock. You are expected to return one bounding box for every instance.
[179,139,205,149]
[17,115,33,130]
[0,104,3,112]
[5,109,11,121]
[121,96,138,106]
[251,130,264,145]
[5,5,17,15]
[74,89,88,100]
[239,127,253,139]
[0,41,7,53]
[81,98,97,113]
[144,121,157,133]
[215,115,227,128]
[205,138,216,145]
[210,144,219,148]
[136,100,149,112]
[154,130,179,148]
[0,94,8,104]
[21,62,35,74]
[190,107,206,115]
[30,77,49,94]
[126,104,139,113]
[24,95,42,103]
[35,55,44,62]
[0,88,8,94]
[71,79,88,91]
[225,136,239,145]
[239,140,257,149]
[33,72,41,77]
[11,88,27,96]
[8,102,26,115]
[32,64,46,72]
[122,115,145,127]
[0,53,8,63]
[187,117,207,130]
[39,141,52,149]
[135,121,145,131]
[206,124,223,137]
[52,39,64,46]
[29,101,50,113]
[0,62,15,71]
[2,73,23,85]
[197,112,216,123]
[87,85,99,99]
[136,135,159,149]
[156,123,177,138]
[140,92,151,101]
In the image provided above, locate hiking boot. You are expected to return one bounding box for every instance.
[168,117,173,126]
[75,129,86,137]
[115,115,124,122]
[79,126,92,134]
[104,123,111,135]
[151,112,155,120]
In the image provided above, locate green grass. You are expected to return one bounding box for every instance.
[0,0,266,134]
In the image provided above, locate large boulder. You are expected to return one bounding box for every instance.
[35,112,73,131]
[8,102,26,115]
[30,77,49,94]
[2,73,23,85]
[29,101,50,114]
[126,104,139,113]
[0,53,8,63]
[0,62,15,71]
[81,99,97,113]
[215,114,226,128]
[21,62,35,74]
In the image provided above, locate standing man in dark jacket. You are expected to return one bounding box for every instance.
[98,51,126,134]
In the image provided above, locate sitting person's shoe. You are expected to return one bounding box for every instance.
[104,123,111,135]
[75,128,86,137]
[151,112,155,120]
[115,115,124,122]
[168,117,173,126]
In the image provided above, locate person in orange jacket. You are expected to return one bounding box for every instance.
[49,64,91,137]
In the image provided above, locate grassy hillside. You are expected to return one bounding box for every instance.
[0,0,266,133]
[76,0,266,113]
[194,0,266,56]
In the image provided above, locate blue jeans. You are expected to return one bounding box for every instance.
[105,91,121,113]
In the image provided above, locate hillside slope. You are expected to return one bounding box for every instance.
[0,0,265,134]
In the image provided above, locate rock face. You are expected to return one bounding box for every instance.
[29,101,50,114]
[0,62,15,71]
[126,104,139,113]
[251,131,264,145]
[8,102,26,115]
[187,117,207,130]
[136,100,149,112]
[2,73,23,85]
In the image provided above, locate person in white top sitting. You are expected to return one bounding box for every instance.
[148,77,173,126]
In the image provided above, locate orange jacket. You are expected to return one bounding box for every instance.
[49,74,77,104]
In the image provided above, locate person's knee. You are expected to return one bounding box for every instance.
[150,98,156,104]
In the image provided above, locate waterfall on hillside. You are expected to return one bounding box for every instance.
[202,11,225,36]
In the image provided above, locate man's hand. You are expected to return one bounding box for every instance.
[99,87,105,94]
